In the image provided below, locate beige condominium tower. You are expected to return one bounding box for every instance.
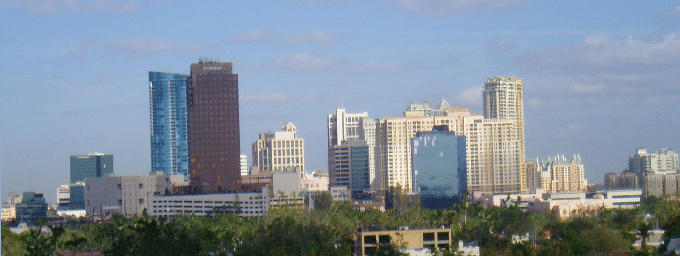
[479,76,526,193]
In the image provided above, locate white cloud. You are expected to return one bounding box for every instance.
[643,95,678,106]
[583,34,607,46]
[457,86,483,106]
[559,124,581,136]
[4,0,140,15]
[59,38,202,59]
[228,29,276,44]
[109,38,201,55]
[293,0,360,3]
[350,60,407,74]
[240,93,318,106]
[389,0,533,17]
[283,29,348,47]
[227,29,348,48]
[265,53,339,72]
[570,83,606,95]
[663,5,680,18]
[515,33,680,75]
[486,39,517,53]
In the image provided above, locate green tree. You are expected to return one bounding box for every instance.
[2,226,27,256]
[312,191,333,210]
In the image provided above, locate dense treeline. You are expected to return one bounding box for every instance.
[2,194,680,256]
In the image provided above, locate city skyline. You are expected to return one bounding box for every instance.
[2,1,680,203]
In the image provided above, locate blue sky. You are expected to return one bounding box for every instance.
[2,0,680,204]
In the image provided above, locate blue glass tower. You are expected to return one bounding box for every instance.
[412,126,466,209]
[149,72,189,180]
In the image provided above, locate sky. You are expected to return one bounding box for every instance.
[2,0,680,204]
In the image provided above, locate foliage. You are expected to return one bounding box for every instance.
[1,192,679,255]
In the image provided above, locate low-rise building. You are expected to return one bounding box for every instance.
[1,193,22,222]
[526,190,641,219]
[357,227,477,256]
[85,172,173,217]
[358,227,451,256]
[148,189,270,218]
[15,192,48,224]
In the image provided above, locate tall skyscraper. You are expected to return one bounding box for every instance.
[327,108,379,188]
[187,59,241,193]
[149,71,189,180]
[482,76,526,193]
[252,122,305,174]
[70,153,113,184]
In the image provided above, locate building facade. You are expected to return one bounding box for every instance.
[85,173,173,217]
[149,71,189,180]
[538,155,587,193]
[357,227,456,256]
[629,147,679,173]
[412,126,466,209]
[70,153,113,184]
[375,102,470,193]
[240,154,248,176]
[482,76,526,193]
[149,190,270,218]
[187,59,241,193]
[15,192,47,224]
[329,140,371,199]
[252,122,305,174]
[327,109,379,187]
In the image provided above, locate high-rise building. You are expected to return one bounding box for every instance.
[629,147,679,173]
[329,140,371,199]
[537,155,587,193]
[252,122,305,174]
[70,153,113,184]
[149,72,189,180]
[481,76,526,193]
[187,59,241,193]
[375,102,470,193]
[412,126,466,209]
[327,109,378,186]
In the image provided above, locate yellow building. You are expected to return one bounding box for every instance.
[252,122,305,173]
[357,227,452,256]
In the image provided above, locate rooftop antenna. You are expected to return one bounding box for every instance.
[341,93,345,109]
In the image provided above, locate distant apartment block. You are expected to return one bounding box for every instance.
[70,153,113,184]
[1,193,22,222]
[149,71,189,181]
[537,155,587,193]
[481,76,526,193]
[187,59,241,193]
[85,173,172,217]
[629,147,679,173]
[412,126,466,209]
[252,122,305,174]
